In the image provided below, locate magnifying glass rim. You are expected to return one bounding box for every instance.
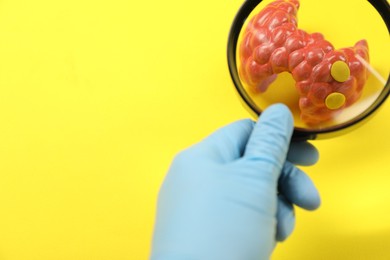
[227,0,390,140]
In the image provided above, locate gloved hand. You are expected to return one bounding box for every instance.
[151,104,321,260]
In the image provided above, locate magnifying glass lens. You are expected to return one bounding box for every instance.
[230,0,390,137]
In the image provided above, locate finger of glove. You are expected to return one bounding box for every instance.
[287,141,319,166]
[279,161,321,210]
[189,119,254,163]
[276,195,295,242]
[244,104,294,171]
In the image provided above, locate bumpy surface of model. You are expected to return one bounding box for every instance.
[239,0,369,125]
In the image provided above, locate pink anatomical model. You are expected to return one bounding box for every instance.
[239,0,369,125]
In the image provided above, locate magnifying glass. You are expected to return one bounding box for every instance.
[227,0,390,140]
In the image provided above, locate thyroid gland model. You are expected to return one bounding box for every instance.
[239,0,369,125]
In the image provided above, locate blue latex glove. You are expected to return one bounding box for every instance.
[151,104,321,260]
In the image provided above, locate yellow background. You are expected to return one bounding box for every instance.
[0,0,389,259]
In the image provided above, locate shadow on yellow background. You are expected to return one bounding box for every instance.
[0,0,389,259]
